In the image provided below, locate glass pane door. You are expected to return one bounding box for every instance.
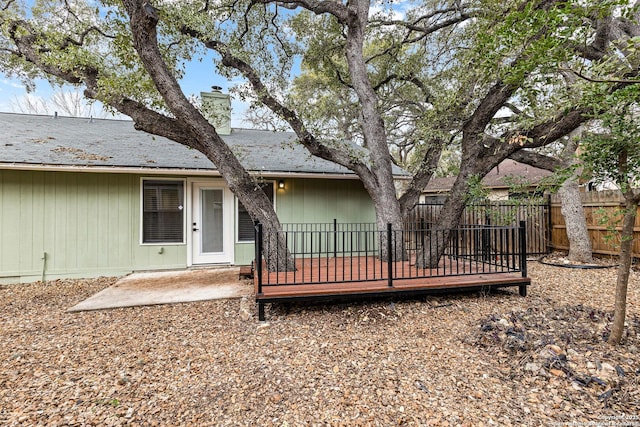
[201,189,224,253]
[191,182,233,265]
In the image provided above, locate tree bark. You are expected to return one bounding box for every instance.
[123,0,294,271]
[558,130,593,263]
[372,192,406,262]
[415,165,480,268]
[608,195,638,345]
[343,0,406,260]
[608,147,640,345]
[511,132,593,263]
[559,180,592,262]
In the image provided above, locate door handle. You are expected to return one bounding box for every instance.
[193,227,199,231]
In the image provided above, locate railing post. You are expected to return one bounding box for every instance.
[546,193,553,254]
[387,223,393,287]
[482,203,491,261]
[333,218,337,258]
[519,220,527,278]
[255,222,263,295]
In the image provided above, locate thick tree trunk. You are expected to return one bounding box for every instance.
[122,0,294,271]
[558,129,593,263]
[608,197,637,345]
[558,178,593,263]
[372,194,406,262]
[238,184,295,272]
[340,0,407,263]
[415,171,472,268]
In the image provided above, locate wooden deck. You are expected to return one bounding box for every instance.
[254,256,530,320]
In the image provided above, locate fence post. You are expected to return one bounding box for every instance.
[387,223,393,288]
[255,222,264,295]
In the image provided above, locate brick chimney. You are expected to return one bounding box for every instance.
[200,86,231,136]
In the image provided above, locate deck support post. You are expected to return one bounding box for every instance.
[387,223,393,288]
[258,302,265,321]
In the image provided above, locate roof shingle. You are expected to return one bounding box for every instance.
[1,113,407,176]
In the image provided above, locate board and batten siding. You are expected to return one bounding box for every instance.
[0,170,186,284]
[233,178,376,265]
[1,170,376,282]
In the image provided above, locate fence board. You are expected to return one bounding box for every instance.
[550,190,640,258]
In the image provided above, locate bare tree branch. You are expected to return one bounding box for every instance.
[193,34,378,186]
[398,138,445,215]
[255,0,348,22]
[1,0,16,11]
[559,67,640,85]
[508,150,562,172]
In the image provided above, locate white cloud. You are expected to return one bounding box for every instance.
[369,0,408,21]
[1,79,25,90]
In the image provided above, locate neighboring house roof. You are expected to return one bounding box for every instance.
[424,160,552,193]
[0,112,407,178]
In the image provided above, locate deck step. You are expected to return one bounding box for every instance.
[239,265,254,280]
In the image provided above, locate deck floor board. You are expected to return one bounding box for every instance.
[255,255,529,301]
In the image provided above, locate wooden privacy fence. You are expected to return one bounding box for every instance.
[550,190,640,258]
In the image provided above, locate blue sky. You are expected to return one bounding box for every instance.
[0,53,252,126]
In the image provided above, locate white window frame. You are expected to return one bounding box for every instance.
[140,177,187,245]
[235,180,277,244]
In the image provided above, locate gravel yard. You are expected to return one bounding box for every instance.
[1,260,639,426]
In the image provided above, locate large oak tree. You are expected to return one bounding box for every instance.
[2,0,639,267]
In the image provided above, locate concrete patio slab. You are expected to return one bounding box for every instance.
[68,267,252,312]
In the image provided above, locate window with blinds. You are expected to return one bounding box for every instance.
[142,180,184,243]
[237,182,274,242]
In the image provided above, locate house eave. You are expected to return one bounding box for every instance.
[0,162,377,180]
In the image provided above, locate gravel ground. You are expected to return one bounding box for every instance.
[1,260,639,426]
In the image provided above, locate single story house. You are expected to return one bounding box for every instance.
[0,105,401,283]
[421,159,553,203]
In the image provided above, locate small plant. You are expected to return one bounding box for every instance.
[96,398,120,407]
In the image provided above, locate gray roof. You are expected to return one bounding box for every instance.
[424,159,552,192]
[0,112,406,176]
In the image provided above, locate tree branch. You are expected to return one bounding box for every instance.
[559,67,640,85]
[7,15,211,150]
[1,0,16,11]
[254,0,348,22]
[398,138,445,215]
[193,35,378,185]
[508,150,562,172]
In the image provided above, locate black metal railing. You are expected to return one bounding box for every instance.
[255,221,527,292]
[408,200,549,255]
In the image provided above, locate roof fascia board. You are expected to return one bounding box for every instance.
[0,163,379,180]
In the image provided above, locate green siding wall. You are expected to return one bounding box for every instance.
[233,178,375,265]
[0,171,375,282]
[0,170,186,284]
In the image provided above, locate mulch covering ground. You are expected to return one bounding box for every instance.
[1,259,638,426]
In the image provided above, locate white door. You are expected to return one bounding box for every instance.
[191,182,234,264]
